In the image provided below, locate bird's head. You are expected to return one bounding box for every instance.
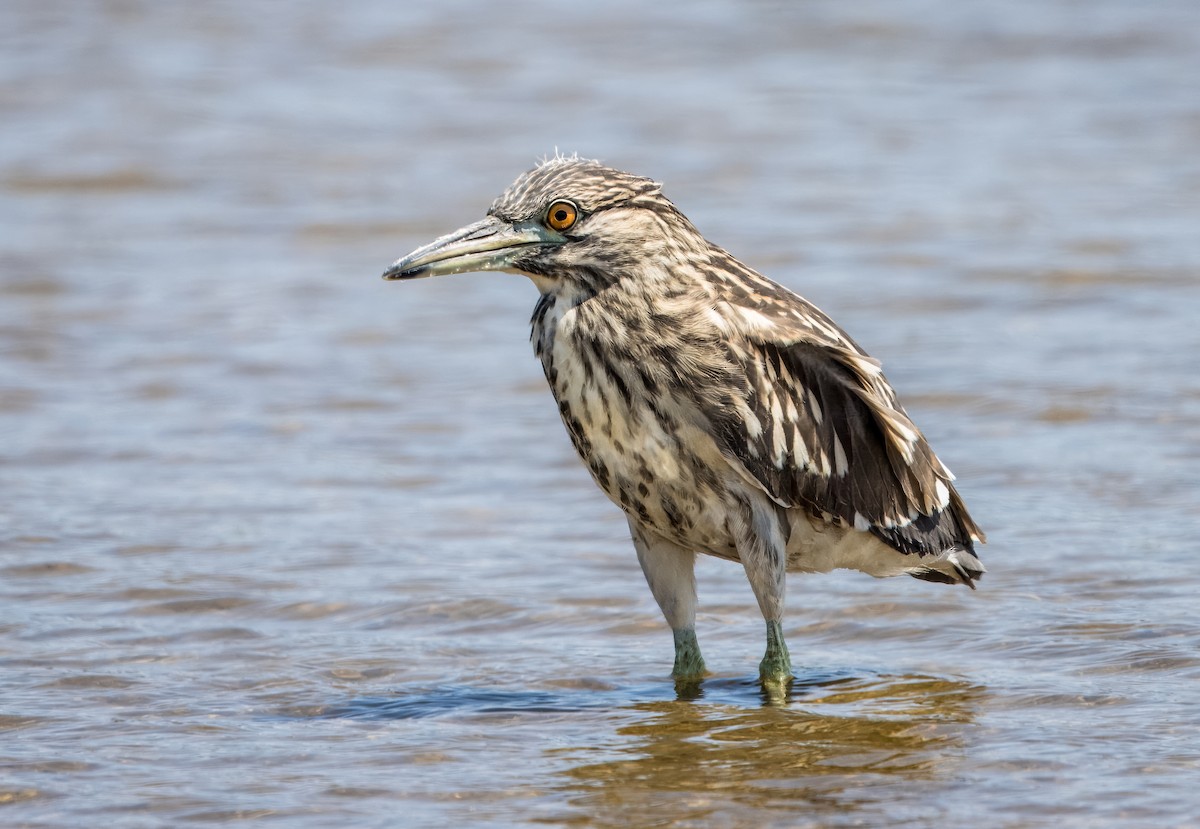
[383,156,703,294]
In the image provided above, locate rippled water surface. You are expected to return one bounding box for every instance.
[3,2,1200,826]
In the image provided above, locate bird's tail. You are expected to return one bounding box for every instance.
[908,546,986,590]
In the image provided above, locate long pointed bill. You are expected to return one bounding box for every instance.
[382,216,564,281]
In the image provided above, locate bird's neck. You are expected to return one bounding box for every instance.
[530,262,707,375]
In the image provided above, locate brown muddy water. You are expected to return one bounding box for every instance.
[2,2,1200,827]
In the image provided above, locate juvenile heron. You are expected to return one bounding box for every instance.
[383,156,985,684]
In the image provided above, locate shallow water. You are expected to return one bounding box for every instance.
[3,1,1200,826]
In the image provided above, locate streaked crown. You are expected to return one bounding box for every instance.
[489,156,665,222]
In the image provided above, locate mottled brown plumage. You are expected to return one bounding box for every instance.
[384,156,985,684]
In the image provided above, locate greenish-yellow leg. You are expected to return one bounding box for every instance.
[629,521,707,682]
[758,620,792,684]
[671,628,706,680]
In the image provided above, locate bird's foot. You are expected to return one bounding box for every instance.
[671,628,707,681]
[758,620,793,686]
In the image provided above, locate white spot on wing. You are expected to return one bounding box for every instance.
[784,396,798,423]
[807,388,823,425]
[934,479,950,509]
[791,425,809,465]
[848,353,883,378]
[832,434,848,476]
[815,451,830,477]
[769,395,783,426]
[735,306,777,334]
[741,405,763,440]
[705,306,731,333]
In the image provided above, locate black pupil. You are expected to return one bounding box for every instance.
[554,208,568,223]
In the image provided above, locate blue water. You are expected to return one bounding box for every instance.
[2,1,1199,826]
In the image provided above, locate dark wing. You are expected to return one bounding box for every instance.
[704,282,984,556]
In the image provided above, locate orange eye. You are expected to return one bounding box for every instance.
[545,200,579,231]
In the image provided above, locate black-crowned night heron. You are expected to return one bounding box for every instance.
[383,156,985,685]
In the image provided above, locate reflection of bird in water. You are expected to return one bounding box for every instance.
[384,156,985,685]
[557,673,982,820]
